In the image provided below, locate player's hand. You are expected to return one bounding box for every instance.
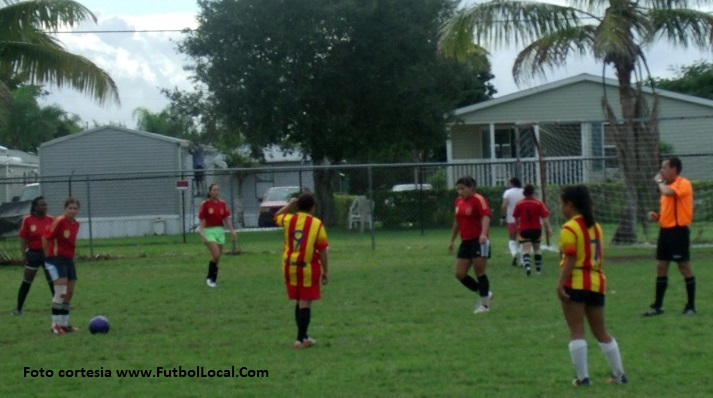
[654,172,663,182]
[321,273,328,285]
[556,286,570,302]
[648,211,660,222]
[231,231,238,240]
[447,242,454,254]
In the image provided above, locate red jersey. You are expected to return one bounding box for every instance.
[19,214,54,251]
[454,194,491,240]
[512,197,550,231]
[44,215,80,258]
[199,199,231,227]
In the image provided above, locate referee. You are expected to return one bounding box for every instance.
[642,156,697,316]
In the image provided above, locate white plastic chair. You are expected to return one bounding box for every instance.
[348,195,373,232]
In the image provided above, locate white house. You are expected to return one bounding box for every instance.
[447,73,713,186]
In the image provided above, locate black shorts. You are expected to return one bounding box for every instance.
[519,229,542,244]
[45,256,77,281]
[25,249,46,269]
[565,287,605,306]
[656,226,690,262]
[457,239,491,260]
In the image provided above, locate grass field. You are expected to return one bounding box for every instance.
[1,226,712,398]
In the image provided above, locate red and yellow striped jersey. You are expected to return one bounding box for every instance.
[558,215,606,293]
[275,212,328,287]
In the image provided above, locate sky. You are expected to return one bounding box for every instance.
[41,0,712,129]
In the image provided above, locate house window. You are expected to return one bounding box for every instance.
[538,123,582,157]
[603,124,618,169]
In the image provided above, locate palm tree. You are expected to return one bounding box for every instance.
[0,0,119,125]
[439,0,713,243]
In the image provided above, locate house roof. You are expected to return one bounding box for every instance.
[455,73,713,116]
[39,125,191,148]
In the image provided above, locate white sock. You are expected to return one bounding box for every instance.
[60,314,68,326]
[569,339,588,380]
[508,240,517,257]
[52,315,60,325]
[599,338,625,377]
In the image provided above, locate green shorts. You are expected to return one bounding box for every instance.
[204,226,226,245]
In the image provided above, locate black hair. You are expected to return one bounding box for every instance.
[207,183,218,199]
[510,178,522,188]
[560,185,595,227]
[523,184,535,196]
[30,196,46,215]
[667,156,682,174]
[456,176,477,188]
[64,197,80,209]
[296,193,316,212]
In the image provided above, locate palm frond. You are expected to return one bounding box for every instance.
[512,25,596,85]
[0,0,96,32]
[647,8,713,48]
[1,41,119,105]
[439,0,592,61]
[592,6,650,62]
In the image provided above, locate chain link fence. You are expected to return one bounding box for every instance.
[2,152,713,261]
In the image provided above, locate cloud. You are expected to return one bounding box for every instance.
[42,13,197,127]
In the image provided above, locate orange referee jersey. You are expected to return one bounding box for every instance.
[659,176,693,228]
[558,215,606,293]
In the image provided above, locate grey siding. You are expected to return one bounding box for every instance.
[39,127,189,217]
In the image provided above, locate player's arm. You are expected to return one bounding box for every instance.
[224,216,238,240]
[320,250,329,285]
[500,198,508,224]
[557,254,575,301]
[448,219,459,253]
[480,215,491,244]
[654,172,675,196]
[275,197,298,216]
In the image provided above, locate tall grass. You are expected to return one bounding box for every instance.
[1,228,712,397]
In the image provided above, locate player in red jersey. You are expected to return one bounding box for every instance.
[13,196,54,315]
[448,176,493,314]
[274,193,329,348]
[512,184,552,276]
[199,183,238,288]
[42,198,81,335]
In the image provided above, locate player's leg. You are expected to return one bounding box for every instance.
[296,299,313,346]
[15,266,39,314]
[507,225,519,266]
[472,254,492,312]
[455,258,478,293]
[678,261,696,314]
[561,296,589,385]
[585,304,626,384]
[62,278,78,332]
[521,241,532,276]
[204,235,222,287]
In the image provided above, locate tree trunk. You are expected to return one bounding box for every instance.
[604,71,661,244]
[313,165,338,227]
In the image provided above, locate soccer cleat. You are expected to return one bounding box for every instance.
[642,306,664,316]
[572,377,591,387]
[682,304,697,315]
[606,374,628,384]
[51,323,66,336]
[62,325,79,333]
[206,278,217,288]
[293,337,316,349]
[536,270,542,276]
[511,257,518,267]
[473,305,489,314]
[526,267,531,276]
[487,291,494,307]
[12,309,22,316]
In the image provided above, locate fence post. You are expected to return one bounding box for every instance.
[85,176,94,260]
[368,165,375,251]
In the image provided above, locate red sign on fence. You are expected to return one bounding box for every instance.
[176,180,189,190]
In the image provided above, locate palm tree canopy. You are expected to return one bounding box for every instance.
[0,0,119,106]
[439,0,713,85]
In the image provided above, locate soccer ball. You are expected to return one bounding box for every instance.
[89,315,110,334]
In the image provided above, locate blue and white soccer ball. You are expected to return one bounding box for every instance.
[89,315,110,334]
